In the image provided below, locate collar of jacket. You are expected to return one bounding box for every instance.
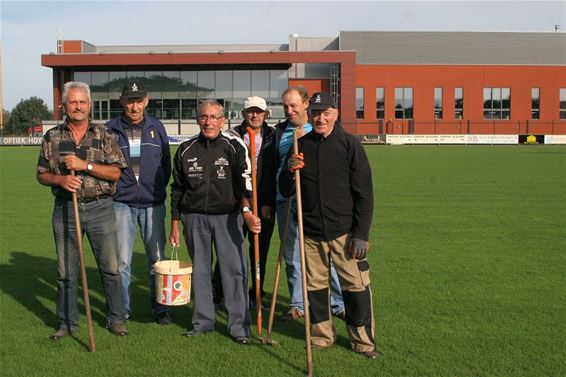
[120,113,146,129]
[198,132,222,144]
[235,120,269,136]
[311,122,341,141]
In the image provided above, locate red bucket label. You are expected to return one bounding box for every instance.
[156,272,191,306]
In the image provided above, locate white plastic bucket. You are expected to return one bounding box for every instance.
[155,260,192,306]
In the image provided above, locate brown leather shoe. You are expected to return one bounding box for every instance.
[49,327,75,341]
[108,322,128,336]
[359,349,381,359]
[279,308,304,322]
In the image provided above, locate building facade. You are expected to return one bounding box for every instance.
[42,31,566,135]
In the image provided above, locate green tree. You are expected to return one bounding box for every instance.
[9,97,51,135]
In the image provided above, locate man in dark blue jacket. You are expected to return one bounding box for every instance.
[106,80,172,325]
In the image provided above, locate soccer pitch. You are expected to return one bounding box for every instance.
[0,145,564,377]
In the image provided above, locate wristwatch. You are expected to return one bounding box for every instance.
[242,206,252,214]
[86,163,93,172]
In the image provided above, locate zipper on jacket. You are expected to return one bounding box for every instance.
[204,139,211,213]
[316,138,328,240]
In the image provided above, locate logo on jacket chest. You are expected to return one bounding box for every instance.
[187,158,203,178]
[214,157,229,166]
[215,157,229,180]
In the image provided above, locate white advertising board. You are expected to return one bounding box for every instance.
[544,135,566,144]
[464,135,518,144]
[386,134,519,145]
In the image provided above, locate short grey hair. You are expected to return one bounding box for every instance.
[198,100,224,116]
[62,81,91,104]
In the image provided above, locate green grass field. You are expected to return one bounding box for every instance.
[1,145,564,377]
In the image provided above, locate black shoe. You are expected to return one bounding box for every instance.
[233,336,250,345]
[181,329,208,337]
[335,310,346,321]
[156,311,172,325]
[108,322,128,336]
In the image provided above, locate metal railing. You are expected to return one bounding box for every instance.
[345,119,566,135]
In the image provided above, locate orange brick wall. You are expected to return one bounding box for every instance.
[354,64,566,134]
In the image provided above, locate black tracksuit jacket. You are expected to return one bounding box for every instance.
[170,132,251,220]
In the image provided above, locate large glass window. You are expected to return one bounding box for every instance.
[197,71,215,99]
[355,87,364,119]
[181,99,198,120]
[455,87,464,119]
[434,87,443,120]
[375,87,384,119]
[269,70,287,120]
[108,72,128,95]
[180,71,197,99]
[215,71,233,117]
[109,99,122,119]
[233,70,251,99]
[531,88,540,120]
[560,88,566,119]
[215,71,233,99]
[395,87,413,119]
[147,99,163,119]
[91,100,109,120]
[144,71,163,99]
[71,68,289,121]
[162,71,180,120]
[91,72,109,97]
[483,87,511,119]
[74,72,91,85]
[251,70,270,99]
[127,71,145,80]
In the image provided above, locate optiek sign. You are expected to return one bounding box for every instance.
[0,137,43,146]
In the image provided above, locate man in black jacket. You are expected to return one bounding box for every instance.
[169,100,261,345]
[213,96,277,308]
[279,92,379,359]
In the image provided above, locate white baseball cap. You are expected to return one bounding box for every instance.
[244,96,267,111]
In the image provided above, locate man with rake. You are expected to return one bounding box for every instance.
[279,92,380,359]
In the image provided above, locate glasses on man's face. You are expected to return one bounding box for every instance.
[197,114,224,122]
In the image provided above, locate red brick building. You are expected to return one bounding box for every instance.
[42,31,566,135]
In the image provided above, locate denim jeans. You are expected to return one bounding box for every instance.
[276,199,345,315]
[52,197,125,330]
[113,202,168,317]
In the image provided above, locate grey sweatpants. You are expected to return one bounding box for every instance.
[181,211,250,338]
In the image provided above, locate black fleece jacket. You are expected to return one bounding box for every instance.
[279,124,374,241]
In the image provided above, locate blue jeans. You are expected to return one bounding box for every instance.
[114,202,168,317]
[53,197,125,330]
[276,199,345,315]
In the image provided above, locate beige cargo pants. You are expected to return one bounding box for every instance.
[304,233,376,353]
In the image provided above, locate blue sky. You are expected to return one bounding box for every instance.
[1,0,564,110]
